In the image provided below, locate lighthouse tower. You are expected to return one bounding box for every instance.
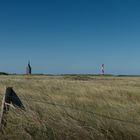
[26,61,32,75]
[101,64,104,75]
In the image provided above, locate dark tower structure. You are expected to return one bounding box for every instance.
[101,64,104,75]
[26,61,32,75]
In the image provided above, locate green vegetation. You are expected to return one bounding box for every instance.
[0,72,8,75]
[0,75,140,140]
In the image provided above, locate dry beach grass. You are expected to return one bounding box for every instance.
[0,75,140,140]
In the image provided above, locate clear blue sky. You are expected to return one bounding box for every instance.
[0,0,140,74]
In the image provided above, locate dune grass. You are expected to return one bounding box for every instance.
[0,75,140,140]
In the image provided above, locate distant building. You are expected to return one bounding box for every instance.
[26,61,32,75]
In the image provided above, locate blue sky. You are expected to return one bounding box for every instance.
[0,0,140,74]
